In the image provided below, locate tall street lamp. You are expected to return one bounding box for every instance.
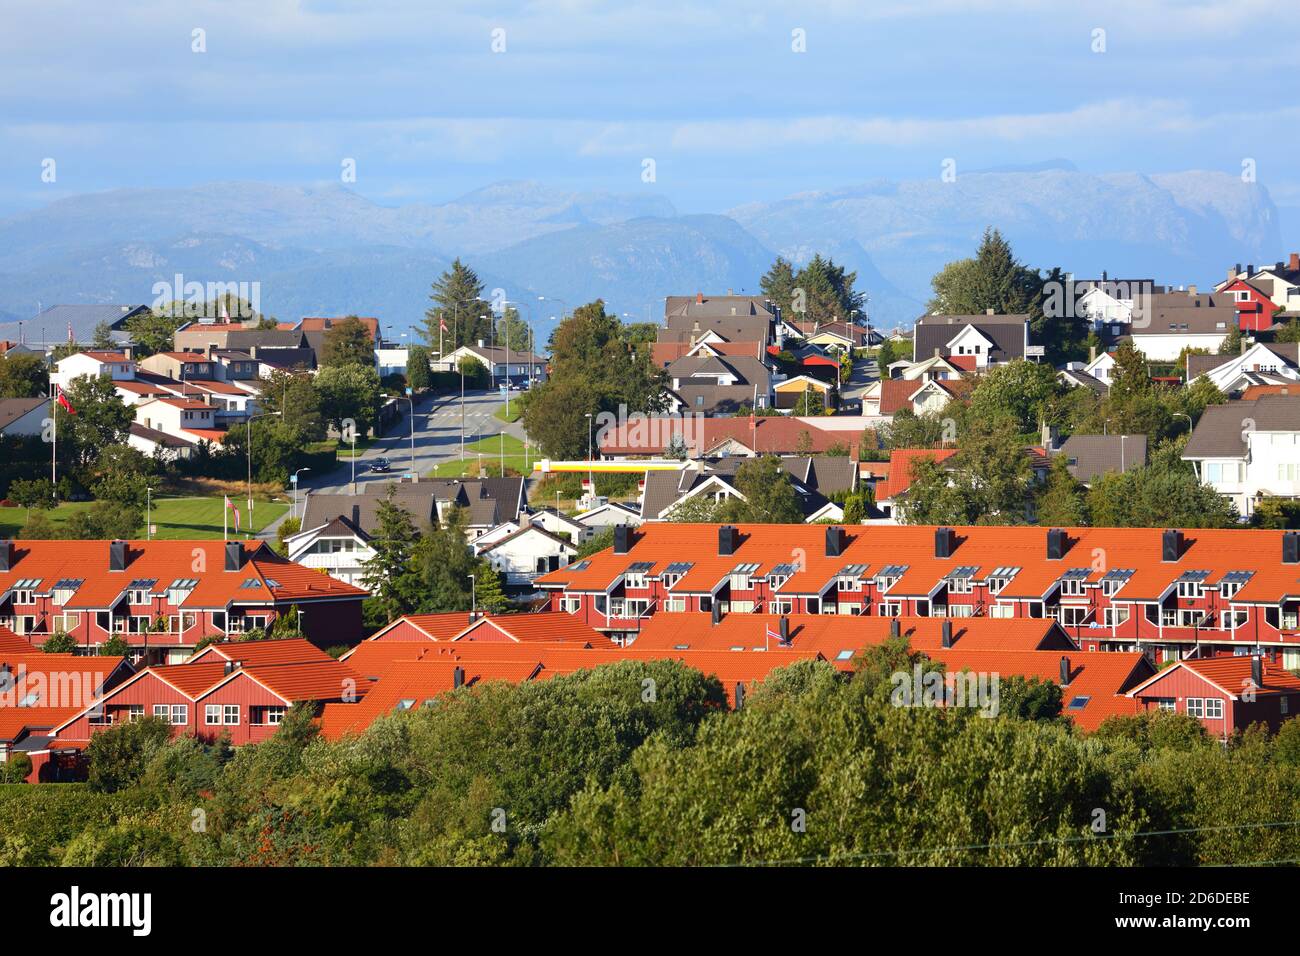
[291,467,311,522]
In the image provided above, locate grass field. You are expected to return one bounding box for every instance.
[494,402,523,424]
[309,437,376,459]
[0,496,290,540]
[429,433,534,478]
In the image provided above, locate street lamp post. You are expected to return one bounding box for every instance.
[384,392,417,474]
[468,572,476,621]
[146,485,152,540]
[291,467,311,522]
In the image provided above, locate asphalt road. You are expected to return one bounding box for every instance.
[301,387,524,496]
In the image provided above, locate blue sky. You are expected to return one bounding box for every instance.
[1,0,1296,217]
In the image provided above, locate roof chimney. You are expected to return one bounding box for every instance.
[1161,529,1182,563]
[889,619,900,639]
[1041,423,1057,452]
[1247,264,1255,275]
[613,524,631,554]
[718,525,738,556]
[0,541,11,573]
[1188,284,1197,296]
[1283,531,1299,564]
[941,620,953,648]
[824,525,844,557]
[733,682,746,710]
[1289,253,1300,271]
[109,540,127,572]
[696,291,704,304]
[225,540,243,572]
[934,526,955,559]
[711,601,722,626]
[1046,528,1066,561]
[223,659,241,675]
[778,616,790,645]
[453,666,465,689]
[1059,656,1071,687]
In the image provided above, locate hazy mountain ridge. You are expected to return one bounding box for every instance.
[0,170,1282,336]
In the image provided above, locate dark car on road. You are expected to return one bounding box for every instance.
[370,457,392,473]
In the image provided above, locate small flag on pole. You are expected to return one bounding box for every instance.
[439,314,448,333]
[226,495,241,533]
[55,386,76,415]
[766,624,788,647]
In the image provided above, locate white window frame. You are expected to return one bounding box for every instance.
[205,704,222,725]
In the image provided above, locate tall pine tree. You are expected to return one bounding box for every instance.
[424,259,492,352]
[360,487,421,626]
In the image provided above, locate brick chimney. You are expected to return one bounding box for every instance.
[696,291,704,304]
[1291,252,1300,272]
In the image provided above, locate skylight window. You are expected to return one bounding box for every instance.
[1067,696,1091,710]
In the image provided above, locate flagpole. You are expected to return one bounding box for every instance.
[223,496,228,542]
[51,384,57,498]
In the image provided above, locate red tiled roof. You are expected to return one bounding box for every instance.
[1241,384,1298,400]
[77,351,129,362]
[600,416,850,457]
[0,540,365,612]
[878,448,957,500]
[0,625,34,654]
[1132,657,1300,700]
[536,523,1300,608]
[318,659,541,738]
[187,638,336,667]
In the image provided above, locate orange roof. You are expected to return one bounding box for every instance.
[182,428,228,442]
[152,396,212,410]
[124,657,363,705]
[115,381,169,395]
[318,659,540,739]
[1241,384,1298,400]
[157,352,213,363]
[363,611,615,647]
[878,448,957,500]
[183,379,250,396]
[0,653,129,741]
[628,614,1071,657]
[187,638,337,667]
[1131,657,1300,700]
[537,523,1300,609]
[0,540,365,612]
[0,625,34,654]
[454,612,614,645]
[928,648,1150,731]
[77,351,129,362]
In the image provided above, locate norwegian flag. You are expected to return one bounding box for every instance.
[55,386,76,415]
[766,625,789,647]
[226,495,241,533]
[439,314,448,333]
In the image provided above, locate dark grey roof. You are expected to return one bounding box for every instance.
[1057,434,1147,483]
[913,314,1028,362]
[640,457,850,520]
[1058,368,1108,394]
[671,384,761,415]
[128,422,196,449]
[255,347,317,369]
[664,295,777,320]
[1184,395,1300,459]
[1186,352,1235,378]
[364,476,526,525]
[0,397,49,432]
[301,491,436,534]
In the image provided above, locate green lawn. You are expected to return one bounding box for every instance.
[0,496,290,540]
[494,402,523,424]
[308,437,375,459]
[429,433,534,478]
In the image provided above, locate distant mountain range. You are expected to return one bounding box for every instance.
[0,170,1284,343]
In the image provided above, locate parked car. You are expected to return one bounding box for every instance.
[370,457,392,473]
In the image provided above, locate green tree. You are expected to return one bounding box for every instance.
[411,506,478,613]
[405,345,432,392]
[258,370,326,444]
[90,320,115,349]
[361,487,423,626]
[1218,325,1243,355]
[1086,442,1239,528]
[56,374,134,472]
[759,257,797,313]
[40,631,78,653]
[724,456,806,524]
[424,259,491,350]
[99,635,130,656]
[0,353,49,398]
[320,316,375,368]
[317,363,381,437]
[1035,455,1087,526]
[84,716,174,793]
[124,308,186,357]
[967,359,1061,432]
[473,559,509,613]
[927,227,1041,316]
[9,477,55,516]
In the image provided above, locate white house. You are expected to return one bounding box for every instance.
[475,524,577,590]
[574,501,643,531]
[0,398,50,437]
[133,397,218,440]
[283,515,374,586]
[435,344,547,383]
[1183,394,1300,518]
[52,350,136,389]
[1186,343,1300,396]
